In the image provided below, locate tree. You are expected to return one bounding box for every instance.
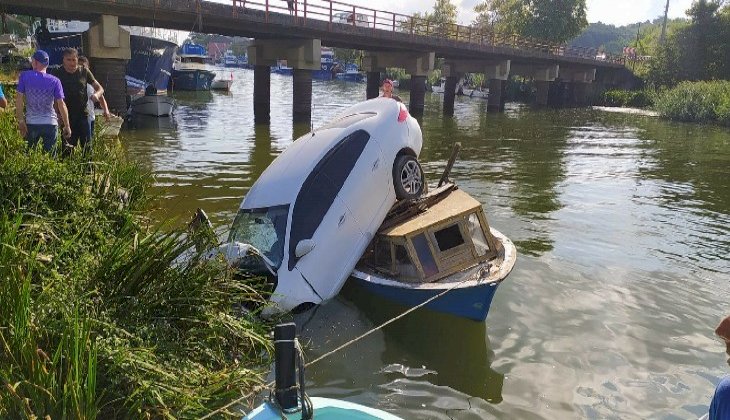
[489,0,588,44]
[473,1,497,31]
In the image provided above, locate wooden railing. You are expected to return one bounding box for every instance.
[229,0,624,64]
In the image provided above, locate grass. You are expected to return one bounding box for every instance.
[0,101,274,418]
[653,80,730,126]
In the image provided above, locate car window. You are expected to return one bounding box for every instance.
[288,130,371,269]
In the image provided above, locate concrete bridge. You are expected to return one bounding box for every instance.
[3,0,630,121]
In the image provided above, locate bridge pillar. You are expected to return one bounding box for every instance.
[366,71,381,99]
[487,79,507,113]
[409,76,427,116]
[82,15,130,113]
[536,81,551,106]
[249,39,321,125]
[443,77,458,116]
[253,65,271,124]
[293,69,312,123]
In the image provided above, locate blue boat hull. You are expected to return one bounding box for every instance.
[171,69,215,91]
[245,397,403,419]
[350,276,501,321]
[336,73,365,83]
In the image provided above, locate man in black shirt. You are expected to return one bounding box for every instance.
[51,48,104,153]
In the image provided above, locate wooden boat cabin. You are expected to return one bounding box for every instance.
[359,187,500,284]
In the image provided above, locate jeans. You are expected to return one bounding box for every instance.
[26,124,58,152]
[64,116,92,155]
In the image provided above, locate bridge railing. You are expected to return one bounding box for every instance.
[229,0,624,65]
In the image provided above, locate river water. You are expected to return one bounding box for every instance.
[122,68,730,419]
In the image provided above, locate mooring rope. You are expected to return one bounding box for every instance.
[200,274,478,419]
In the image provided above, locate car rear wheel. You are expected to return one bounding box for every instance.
[393,155,425,200]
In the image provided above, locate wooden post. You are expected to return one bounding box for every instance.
[329,1,332,30]
[373,10,376,33]
[392,14,395,32]
[352,5,355,26]
[265,0,269,23]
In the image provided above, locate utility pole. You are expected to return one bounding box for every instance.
[660,0,670,45]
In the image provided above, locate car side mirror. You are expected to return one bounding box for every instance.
[295,240,315,258]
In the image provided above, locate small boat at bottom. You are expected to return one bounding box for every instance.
[351,182,516,321]
[211,72,234,91]
[244,323,403,420]
[130,94,175,117]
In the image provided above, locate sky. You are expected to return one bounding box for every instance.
[354,0,696,26]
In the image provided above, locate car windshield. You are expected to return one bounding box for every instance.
[228,205,289,269]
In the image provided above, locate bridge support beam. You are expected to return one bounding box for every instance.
[512,64,559,107]
[253,65,271,124]
[249,38,321,124]
[293,69,312,123]
[444,59,511,113]
[363,51,434,114]
[443,76,458,116]
[536,81,551,106]
[366,71,380,99]
[487,79,507,112]
[82,15,130,113]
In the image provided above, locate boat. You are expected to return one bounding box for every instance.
[244,323,404,420]
[130,92,174,116]
[335,63,364,82]
[312,47,336,80]
[271,60,294,76]
[468,87,488,98]
[223,50,238,67]
[211,72,233,91]
[33,20,177,96]
[171,42,216,91]
[350,147,516,322]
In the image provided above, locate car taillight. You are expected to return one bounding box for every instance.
[398,104,408,123]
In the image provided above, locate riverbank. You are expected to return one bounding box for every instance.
[0,108,273,418]
[653,80,730,126]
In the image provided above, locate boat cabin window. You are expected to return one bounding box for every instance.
[228,205,289,269]
[433,223,465,252]
[412,233,439,277]
[394,244,419,280]
[373,239,392,269]
[467,213,490,256]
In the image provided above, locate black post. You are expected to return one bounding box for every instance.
[274,323,298,410]
[366,71,381,99]
[293,68,312,124]
[443,76,457,116]
[254,65,271,124]
[409,75,427,116]
[487,78,503,113]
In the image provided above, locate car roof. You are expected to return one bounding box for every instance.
[241,98,401,210]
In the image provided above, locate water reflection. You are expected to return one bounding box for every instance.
[342,281,505,405]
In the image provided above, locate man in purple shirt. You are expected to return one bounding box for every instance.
[16,50,71,152]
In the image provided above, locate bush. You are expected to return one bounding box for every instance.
[653,80,730,125]
[601,89,654,108]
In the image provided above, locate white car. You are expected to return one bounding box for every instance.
[226,98,424,315]
[333,12,371,28]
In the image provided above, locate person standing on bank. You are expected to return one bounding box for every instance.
[709,315,730,420]
[51,48,104,153]
[78,55,111,135]
[16,50,71,152]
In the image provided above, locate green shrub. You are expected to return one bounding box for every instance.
[601,89,654,108]
[653,80,730,125]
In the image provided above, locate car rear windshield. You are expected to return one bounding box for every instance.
[228,205,289,269]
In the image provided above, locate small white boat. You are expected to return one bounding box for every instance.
[130,94,175,117]
[468,88,488,99]
[211,73,233,91]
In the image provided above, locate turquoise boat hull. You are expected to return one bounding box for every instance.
[244,397,403,420]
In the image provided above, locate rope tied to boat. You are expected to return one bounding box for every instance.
[201,275,474,419]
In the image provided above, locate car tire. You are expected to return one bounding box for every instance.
[393,155,425,200]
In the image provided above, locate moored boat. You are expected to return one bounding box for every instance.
[171,42,216,91]
[211,72,233,91]
[351,182,516,321]
[335,63,364,82]
[130,93,174,116]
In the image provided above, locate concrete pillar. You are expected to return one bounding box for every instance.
[487,78,505,113]
[254,65,271,124]
[409,75,427,116]
[293,69,312,124]
[536,81,550,106]
[572,82,589,106]
[90,59,127,113]
[83,15,130,113]
[443,76,458,116]
[366,71,380,99]
[549,81,567,108]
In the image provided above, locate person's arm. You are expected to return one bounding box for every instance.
[15,92,27,137]
[98,93,111,121]
[0,96,7,109]
[55,99,71,139]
